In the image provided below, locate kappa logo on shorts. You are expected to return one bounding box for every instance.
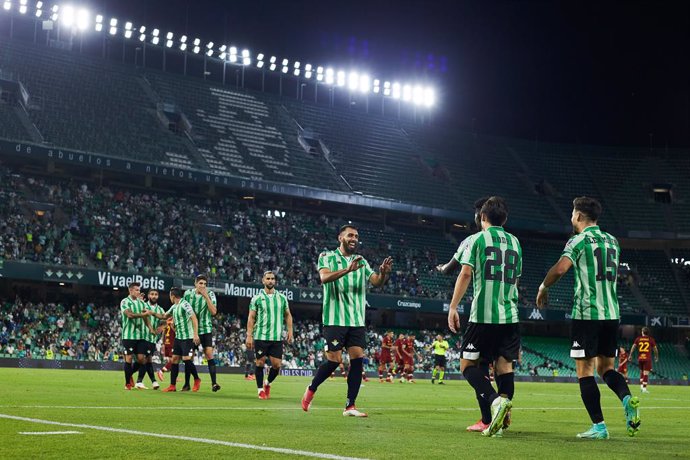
[465,343,476,350]
[572,341,580,348]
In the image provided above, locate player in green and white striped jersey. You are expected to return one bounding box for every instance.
[447,197,521,437]
[149,287,201,392]
[246,271,294,399]
[436,196,496,431]
[134,289,166,390]
[183,275,220,392]
[537,197,639,439]
[302,224,393,417]
[120,282,155,390]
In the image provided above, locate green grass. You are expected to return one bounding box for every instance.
[0,369,689,459]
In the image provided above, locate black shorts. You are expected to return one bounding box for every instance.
[570,319,619,359]
[198,333,213,349]
[460,322,521,362]
[173,339,195,358]
[254,340,284,360]
[143,341,156,356]
[323,326,367,352]
[122,339,148,356]
[434,355,447,367]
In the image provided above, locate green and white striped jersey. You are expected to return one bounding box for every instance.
[249,290,289,341]
[120,296,147,340]
[144,303,165,343]
[453,233,478,263]
[459,227,522,324]
[561,226,620,320]
[318,248,375,327]
[166,299,195,340]
[183,289,216,335]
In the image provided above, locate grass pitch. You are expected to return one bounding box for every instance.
[0,368,689,459]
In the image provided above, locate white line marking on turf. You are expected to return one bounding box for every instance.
[0,414,368,460]
[19,431,82,435]
[1,405,688,411]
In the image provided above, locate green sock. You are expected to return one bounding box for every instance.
[432,369,438,379]
[439,371,445,381]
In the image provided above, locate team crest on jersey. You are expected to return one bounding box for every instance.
[331,339,339,346]
[257,350,264,355]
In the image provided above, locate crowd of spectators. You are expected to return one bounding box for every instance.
[0,165,455,299]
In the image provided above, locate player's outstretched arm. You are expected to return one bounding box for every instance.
[436,258,459,275]
[448,264,472,333]
[536,256,573,308]
[123,308,151,319]
[370,257,393,287]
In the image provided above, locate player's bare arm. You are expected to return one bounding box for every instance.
[285,307,294,344]
[319,256,364,284]
[123,308,151,319]
[370,256,393,287]
[536,256,574,308]
[246,310,256,350]
[448,264,472,333]
[191,312,200,346]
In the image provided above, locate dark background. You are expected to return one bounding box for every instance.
[92,0,689,147]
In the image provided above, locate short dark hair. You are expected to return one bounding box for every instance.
[128,282,141,289]
[474,197,490,211]
[148,288,159,294]
[195,275,208,283]
[641,327,649,335]
[480,196,508,226]
[169,287,183,298]
[573,196,602,222]
[338,224,358,235]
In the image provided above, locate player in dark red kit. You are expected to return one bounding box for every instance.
[394,333,406,382]
[378,331,394,382]
[617,346,629,383]
[402,334,416,383]
[629,327,659,393]
[156,317,176,381]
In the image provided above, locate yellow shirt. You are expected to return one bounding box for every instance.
[432,340,449,356]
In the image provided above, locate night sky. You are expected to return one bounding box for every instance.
[96,0,689,147]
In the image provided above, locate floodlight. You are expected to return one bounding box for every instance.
[109,17,117,26]
[269,56,276,63]
[152,28,159,37]
[282,58,288,66]
[257,53,264,61]
[193,46,200,54]
[325,68,334,85]
[19,0,26,14]
[151,36,159,45]
[193,38,200,46]
[392,82,401,99]
[383,81,391,96]
[179,43,187,50]
[139,33,146,42]
[60,5,73,27]
[166,31,172,40]
[359,74,370,93]
[242,49,249,58]
[109,26,116,35]
[166,40,173,48]
[293,68,300,76]
[243,57,250,65]
[423,87,435,107]
[373,79,380,94]
[180,35,187,43]
[337,70,345,87]
[139,25,145,33]
[219,44,226,52]
[206,49,213,57]
[348,72,359,91]
[402,84,412,101]
[206,41,214,49]
[294,61,300,69]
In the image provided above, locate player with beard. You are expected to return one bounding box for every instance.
[378,331,395,382]
[393,333,406,382]
[120,282,155,390]
[135,289,165,389]
[246,271,294,399]
[301,224,393,417]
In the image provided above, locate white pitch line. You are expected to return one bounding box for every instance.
[0,414,368,460]
[19,431,82,435]
[0,405,688,411]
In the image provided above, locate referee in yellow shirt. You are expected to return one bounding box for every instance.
[431,335,449,384]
